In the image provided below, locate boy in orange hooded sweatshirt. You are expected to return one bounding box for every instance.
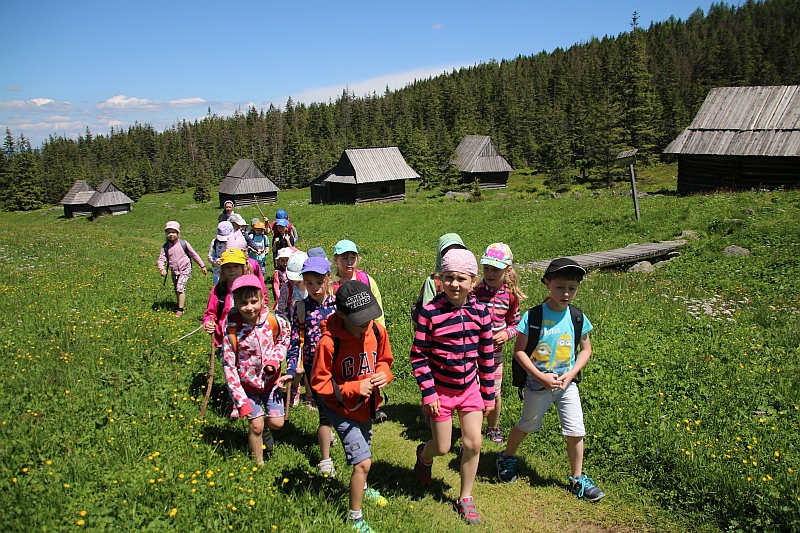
[311,280,393,532]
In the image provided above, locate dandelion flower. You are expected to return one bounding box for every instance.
[169,508,177,517]
[79,510,86,517]
[76,520,85,526]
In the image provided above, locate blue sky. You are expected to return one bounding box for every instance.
[1,0,714,148]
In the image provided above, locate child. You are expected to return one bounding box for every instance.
[410,249,495,525]
[227,213,254,252]
[331,240,385,327]
[157,221,207,317]
[209,221,234,285]
[273,247,293,305]
[473,243,525,444]
[285,256,338,476]
[271,218,295,267]
[203,249,257,349]
[249,221,269,271]
[222,274,292,463]
[272,208,298,242]
[275,251,308,322]
[496,258,605,502]
[311,280,393,532]
[411,233,467,326]
[218,200,235,223]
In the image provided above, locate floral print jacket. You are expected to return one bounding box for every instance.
[286,295,336,378]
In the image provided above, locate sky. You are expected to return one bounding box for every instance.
[1,0,716,148]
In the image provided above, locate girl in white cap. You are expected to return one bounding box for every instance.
[208,221,234,285]
[157,221,207,317]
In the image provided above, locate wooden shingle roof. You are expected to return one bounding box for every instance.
[664,85,800,156]
[218,159,280,195]
[60,180,95,205]
[452,135,513,173]
[323,147,420,184]
[88,179,133,207]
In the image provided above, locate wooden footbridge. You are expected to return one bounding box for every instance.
[522,240,687,272]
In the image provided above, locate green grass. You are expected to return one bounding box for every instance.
[0,173,798,532]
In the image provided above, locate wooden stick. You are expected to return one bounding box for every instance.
[199,338,215,418]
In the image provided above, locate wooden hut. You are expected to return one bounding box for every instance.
[60,180,95,218]
[452,135,513,189]
[217,159,280,208]
[87,179,133,217]
[664,86,800,194]
[310,147,420,204]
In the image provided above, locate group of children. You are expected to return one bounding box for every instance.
[157,215,604,531]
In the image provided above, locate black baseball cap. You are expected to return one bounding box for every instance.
[542,258,586,281]
[335,280,382,326]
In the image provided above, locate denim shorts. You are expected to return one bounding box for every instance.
[516,382,585,437]
[244,384,285,420]
[323,405,373,466]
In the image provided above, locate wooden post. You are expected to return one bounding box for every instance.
[629,163,641,221]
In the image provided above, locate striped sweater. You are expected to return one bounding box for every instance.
[410,293,495,407]
[472,280,520,353]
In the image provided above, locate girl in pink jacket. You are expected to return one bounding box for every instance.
[157,221,206,317]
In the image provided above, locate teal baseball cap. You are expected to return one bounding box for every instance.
[333,239,358,255]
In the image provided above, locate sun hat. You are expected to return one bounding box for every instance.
[231,274,263,294]
[542,258,586,281]
[301,256,331,275]
[333,239,358,256]
[481,243,513,269]
[335,280,382,327]
[307,247,327,259]
[276,247,294,260]
[251,217,260,226]
[274,218,289,227]
[286,251,309,281]
[253,221,266,230]
[441,249,478,277]
[219,248,247,266]
[216,221,234,241]
[275,209,288,220]
[165,221,180,233]
[229,213,247,227]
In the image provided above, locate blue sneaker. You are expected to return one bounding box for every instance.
[349,518,375,533]
[568,474,605,502]
[496,451,518,483]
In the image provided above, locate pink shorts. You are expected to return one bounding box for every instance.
[430,383,485,422]
[493,352,504,388]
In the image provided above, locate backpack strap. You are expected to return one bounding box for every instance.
[265,309,280,345]
[214,282,228,322]
[518,304,544,400]
[226,323,239,353]
[568,304,584,384]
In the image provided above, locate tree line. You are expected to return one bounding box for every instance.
[1,0,798,211]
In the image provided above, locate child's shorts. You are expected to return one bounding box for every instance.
[324,405,373,466]
[516,382,585,437]
[244,385,285,420]
[493,351,504,389]
[430,383,485,423]
[171,271,190,294]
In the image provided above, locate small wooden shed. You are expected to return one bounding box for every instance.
[310,147,420,204]
[60,180,95,218]
[218,159,280,208]
[664,86,800,194]
[88,179,134,217]
[452,135,513,189]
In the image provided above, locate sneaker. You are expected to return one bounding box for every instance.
[568,474,605,502]
[373,408,387,423]
[317,458,336,478]
[262,429,274,453]
[486,427,504,444]
[496,451,518,483]
[364,487,388,507]
[349,518,375,533]
[414,443,432,484]
[456,496,481,525]
[175,310,184,317]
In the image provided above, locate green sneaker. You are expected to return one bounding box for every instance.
[364,487,388,507]
[568,474,605,502]
[349,518,375,533]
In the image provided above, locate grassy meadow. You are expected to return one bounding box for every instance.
[1,167,798,532]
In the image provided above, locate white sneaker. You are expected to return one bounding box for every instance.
[317,458,336,478]
[262,429,274,453]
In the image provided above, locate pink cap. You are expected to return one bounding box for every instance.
[165,221,180,233]
[230,274,263,293]
[441,248,478,277]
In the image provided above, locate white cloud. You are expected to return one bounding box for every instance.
[0,98,73,112]
[5,86,22,91]
[433,23,444,30]
[30,98,55,106]
[96,94,163,111]
[279,65,462,106]
[168,97,206,108]
[44,115,72,121]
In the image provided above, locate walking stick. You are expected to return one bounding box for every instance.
[199,337,215,418]
[253,195,271,234]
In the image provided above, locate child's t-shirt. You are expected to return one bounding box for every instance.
[517,305,593,390]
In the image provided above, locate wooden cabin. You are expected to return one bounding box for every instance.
[60,180,95,218]
[664,86,800,194]
[87,179,133,217]
[310,147,420,204]
[452,135,513,189]
[218,159,280,208]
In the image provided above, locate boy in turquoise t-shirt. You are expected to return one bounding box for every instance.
[496,258,605,502]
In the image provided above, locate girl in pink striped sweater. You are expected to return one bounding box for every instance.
[410,249,495,525]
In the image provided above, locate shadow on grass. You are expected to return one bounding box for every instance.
[152,299,177,312]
